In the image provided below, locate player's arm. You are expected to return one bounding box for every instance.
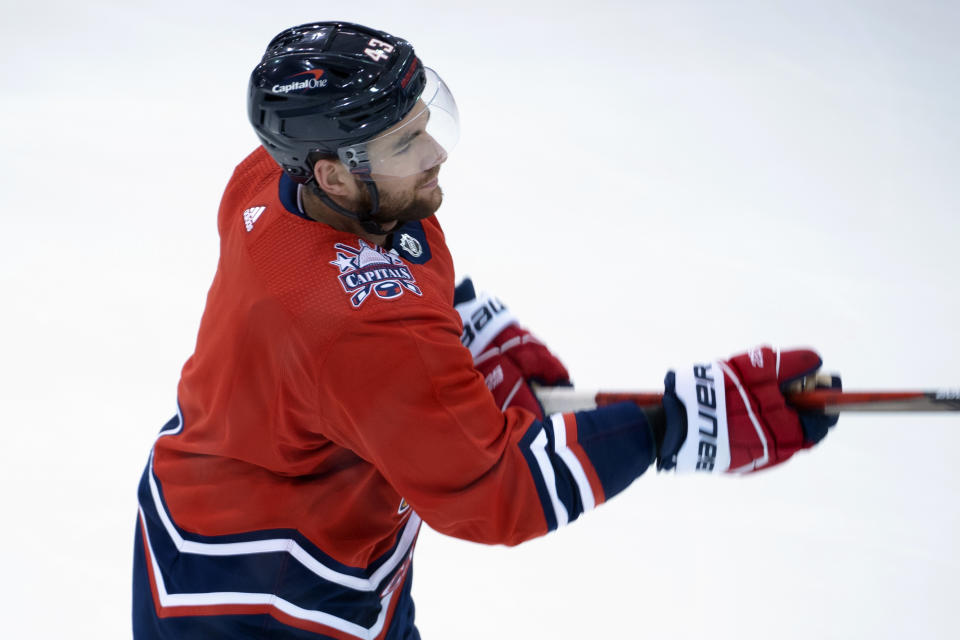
[316,302,657,546]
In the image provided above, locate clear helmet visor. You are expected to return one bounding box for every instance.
[338,67,459,179]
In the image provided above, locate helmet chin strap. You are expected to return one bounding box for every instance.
[310,178,395,236]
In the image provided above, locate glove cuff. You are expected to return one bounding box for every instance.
[658,372,685,470]
[455,290,517,358]
[663,362,731,473]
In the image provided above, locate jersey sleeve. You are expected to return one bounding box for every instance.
[315,302,656,546]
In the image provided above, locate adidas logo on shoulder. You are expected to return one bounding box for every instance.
[243,206,266,232]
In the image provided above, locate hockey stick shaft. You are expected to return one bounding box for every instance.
[535,388,960,415]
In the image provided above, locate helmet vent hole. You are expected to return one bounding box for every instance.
[326,67,351,80]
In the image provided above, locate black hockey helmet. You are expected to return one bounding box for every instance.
[248,21,455,182]
[247,22,458,234]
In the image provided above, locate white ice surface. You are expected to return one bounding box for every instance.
[1,1,957,638]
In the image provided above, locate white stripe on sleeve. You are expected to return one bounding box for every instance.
[529,429,569,528]
[549,413,596,512]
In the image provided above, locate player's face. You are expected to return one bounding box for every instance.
[353,103,448,228]
[353,164,444,228]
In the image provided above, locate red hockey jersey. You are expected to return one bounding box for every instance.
[133,147,656,639]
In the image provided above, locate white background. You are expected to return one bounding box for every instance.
[1,1,958,638]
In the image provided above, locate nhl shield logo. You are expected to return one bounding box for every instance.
[330,240,422,308]
[398,233,423,258]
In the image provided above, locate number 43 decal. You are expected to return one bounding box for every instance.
[364,38,394,62]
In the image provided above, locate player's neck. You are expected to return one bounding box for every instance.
[301,188,394,247]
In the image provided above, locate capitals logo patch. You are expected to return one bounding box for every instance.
[330,240,422,308]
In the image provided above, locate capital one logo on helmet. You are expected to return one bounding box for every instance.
[329,240,422,308]
[272,69,328,94]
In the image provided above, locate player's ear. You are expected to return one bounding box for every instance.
[313,158,355,197]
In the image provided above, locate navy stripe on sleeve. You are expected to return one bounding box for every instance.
[574,402,655,501]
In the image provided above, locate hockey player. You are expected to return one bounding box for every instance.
[132,21,840,639]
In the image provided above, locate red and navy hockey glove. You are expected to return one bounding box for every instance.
[454,278,570,420]
[658,346,840,473]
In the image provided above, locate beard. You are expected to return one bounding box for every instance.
[354,169,443,229]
